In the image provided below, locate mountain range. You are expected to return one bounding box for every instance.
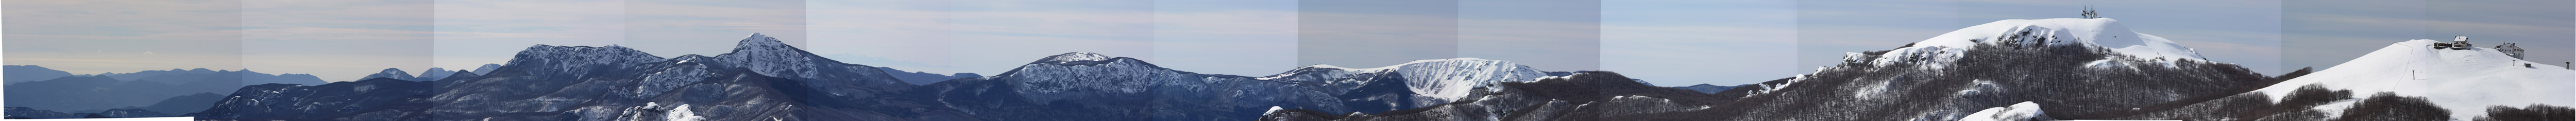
[8,18,2566,120]
[1254,18,2571,121]
[4,67,330,114]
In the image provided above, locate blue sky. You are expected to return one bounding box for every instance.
[7,0,2566,86]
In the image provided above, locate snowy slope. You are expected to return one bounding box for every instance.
[1260,58,1551,106]
[2250,39,2574,119]
[1883,18,2205,70]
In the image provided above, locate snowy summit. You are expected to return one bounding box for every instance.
[1878,18,2207,68]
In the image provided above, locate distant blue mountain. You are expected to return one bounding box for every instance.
[876,66,980,85]
[92,68,328,86]
[4,68,329,114]
[4,65,72,85]
[470,63,502,75]
[1674,83,1739,94]
[4,76,232,112]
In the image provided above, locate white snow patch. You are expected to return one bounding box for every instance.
[1263,106,1283,115]
[1037,52,1113,64]
[1959,101,2049,121]
[665,104,705,121]
[1748,74,1811,97]
[2307,100,2359,119]
[1854,80,1891,99]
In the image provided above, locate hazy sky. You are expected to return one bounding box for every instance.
[6,0,249,76]
[7,0,2566,86]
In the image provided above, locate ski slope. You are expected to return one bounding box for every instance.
[2250,39,2574,119]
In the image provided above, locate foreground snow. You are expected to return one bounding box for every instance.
[2251,39,2575,119]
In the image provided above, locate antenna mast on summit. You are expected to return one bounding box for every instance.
[2082,6,2100,19]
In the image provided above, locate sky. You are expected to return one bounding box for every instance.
[2276,0,2573,73]
[6,0,2567,86]
[1601,0,1800,85]
[6,0,247,76]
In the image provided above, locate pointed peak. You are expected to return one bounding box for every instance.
[736,33,790,49]
[1032,52,1115,64]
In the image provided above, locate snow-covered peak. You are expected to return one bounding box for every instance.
[2250,39,2572,119]
[508,44,665,76]
[734,33,792,51]
[358,68,416,81]
[1031,52,1114,64]
[1908,18,2205,61]
[470,64,502,75]
[700,33,915,91]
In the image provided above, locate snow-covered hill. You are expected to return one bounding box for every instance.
[1700,18,2276,120]
[2247,39,2574,119]
[1907,18,2204,61]
[1865,18,2208,72]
